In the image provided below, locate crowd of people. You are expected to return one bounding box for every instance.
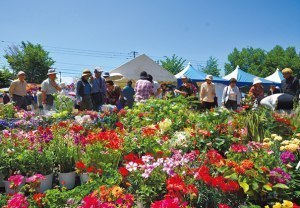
[5,67,300,112]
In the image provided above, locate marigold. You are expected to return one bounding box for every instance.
[241,159,254,170]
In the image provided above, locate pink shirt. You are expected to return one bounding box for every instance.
[134,79,153,102]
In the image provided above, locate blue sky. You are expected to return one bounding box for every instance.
[0,0,299,77]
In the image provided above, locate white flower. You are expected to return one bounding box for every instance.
[125,162,138,172]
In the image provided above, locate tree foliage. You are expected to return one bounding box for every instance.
[0,67,13,87]
[202,56,221,77]
[4,41,55,83]
[224,45,300,78]
[160,54,186,75]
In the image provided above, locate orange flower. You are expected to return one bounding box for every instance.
[241,159,254,170]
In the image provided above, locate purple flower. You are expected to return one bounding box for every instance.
[270,167,291,184]
[280,151,295,164]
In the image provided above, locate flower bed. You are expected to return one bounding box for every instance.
[0,97,299,207]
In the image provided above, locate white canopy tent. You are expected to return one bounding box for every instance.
[264,68,284,84]
[110,54,176,82]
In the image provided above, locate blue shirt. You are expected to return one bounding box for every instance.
[91,77,107,94]
[122,86,135,101]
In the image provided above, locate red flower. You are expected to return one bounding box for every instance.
[87,166,96,173]
[76,161,86,171]
[218,204,231,208]
[115,122,124,129]
[206,149,224,166]
[33,193,45,207]
[119,167,129,177]
[230,144,247,153]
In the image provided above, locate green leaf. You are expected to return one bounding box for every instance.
[239,181,249,193]
[225,173,238,180]
[252,181,259,191]
[272,183,289,189]
[263,184,272,191]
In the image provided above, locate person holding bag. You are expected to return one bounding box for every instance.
[221,78,241,110]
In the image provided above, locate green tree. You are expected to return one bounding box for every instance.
[4,41,55,83]
[160,54,186,75]
[264,45,300,78]
[224,46,300,78]
[202,56,220,76]
[0,67,13,87]
[224,47,266,76]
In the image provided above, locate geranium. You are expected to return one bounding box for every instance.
[230,144,247,153]
[8,175,24,190]
[218,204,231,208]
[80,195,101,208]
[26,174,45,184]
[151,197,187,208]
[206,149,225,166]
[33,193,45,207]
[4,193,29,208]
[119,167,129,177]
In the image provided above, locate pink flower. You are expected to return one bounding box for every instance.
[26,174,46,183]
[80,195,101,208]
[8,175,24,189]
[5,193,29,208]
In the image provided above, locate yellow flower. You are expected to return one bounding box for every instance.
[295,133,300,137]
[264,138,270,142]
[282,200,293,208]
[111,186,123,198]
[273,202,282,208]
[271,134,278,138]
[281,140,290,145]
[265,206,270,208]
[274,136,283,141]
[292,138,300,145]
[280,146,285,151]
[286,144,298,152]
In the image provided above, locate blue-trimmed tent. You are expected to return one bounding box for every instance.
[175,63,228,86]
[223,66,274,86]
[264,68,284,84]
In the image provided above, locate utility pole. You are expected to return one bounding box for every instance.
[131,51,138,59]
[59,71,62,83]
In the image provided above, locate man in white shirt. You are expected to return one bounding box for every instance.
[41,68,61,110]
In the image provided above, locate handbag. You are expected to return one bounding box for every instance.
[214,96,218,107]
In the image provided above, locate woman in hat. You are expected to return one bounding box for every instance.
[221,78,241,110]
[281,68,299,102]
[76,69,93,110]
[200,75,216,110]
[249,78,264,103]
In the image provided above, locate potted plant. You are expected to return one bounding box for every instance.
[50,126,78,190]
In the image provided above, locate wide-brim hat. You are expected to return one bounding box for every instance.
[181,75,188,79]
[253,78,262,85]
[17,71,25,76]
[47,68,57,75]
[205,75,213,81]
[82,69,92,77]
[94,67,103,73]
